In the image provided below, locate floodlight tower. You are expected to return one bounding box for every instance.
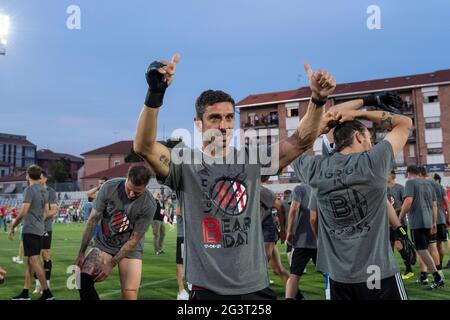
[0,14,11,55]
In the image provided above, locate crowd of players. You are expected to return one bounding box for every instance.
[1,54,449,300]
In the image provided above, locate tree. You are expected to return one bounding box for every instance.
[48,158,70,183]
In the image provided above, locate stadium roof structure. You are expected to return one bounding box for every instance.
[236,68,450,108]
[81,162,155,180]
[37,149,84,163]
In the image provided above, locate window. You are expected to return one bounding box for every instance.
[0,170,4,176]
[409,144,415,157]
[114,160,121,166]
[287,108,299,117]
[425,95,439,103]
[425,122,441,129]
[427,148,443,155]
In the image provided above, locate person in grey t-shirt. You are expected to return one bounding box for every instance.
[293,109,412,300]
[134,54,337,299]
[260,182,290,287]
[280,189,293,264]
[175,195,189,300]
[285,184,316,300]
[399,165,443,289]
[74,165,156,300]
[32,170,58,294]
[8,165,54,300]
[433,173,450,269]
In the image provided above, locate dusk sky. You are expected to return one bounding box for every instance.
[0,0,449,156]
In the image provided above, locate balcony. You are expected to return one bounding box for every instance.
[243,112,279,129]
[400,102,414,115]
[408,128,416,142]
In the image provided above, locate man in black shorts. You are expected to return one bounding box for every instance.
[387,170,414,280]
[8,165,55,300]
[434,174,450,269]
[420,167,447,277]
[280,190,293,265]
[399,165,444,289]
[74,165,156,300]
[286,183,315,300]
[33,170,58,294]
[293,108,412,300]
[133,54,336,299]
[175,200,189,300]
[260,182,290,287]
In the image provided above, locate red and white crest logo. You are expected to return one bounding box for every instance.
[211,178,248,216]
[110,211,130,233]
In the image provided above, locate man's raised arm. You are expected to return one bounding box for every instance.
[134,54,180,178]
[277,64,336,170]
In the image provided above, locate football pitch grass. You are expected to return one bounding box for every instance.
[0,223,449,300]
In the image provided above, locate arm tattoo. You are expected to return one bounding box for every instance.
[379,111,394,131]
[159,155,170,167]
[111,231,144,267]
[79,211,102,254]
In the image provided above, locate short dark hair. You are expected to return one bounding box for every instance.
[406,165,420,175]
[41,170,48,177]
[333,120,368,152]
[283,189,292,196]
[418,166,427,177]
[195,90,235,120]
[389,170,396,180]
[127,165,151,187]
[434,173,442,183]
[100,176,109,181]
[27,165,42,181]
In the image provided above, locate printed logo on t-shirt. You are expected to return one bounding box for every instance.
[110,211,130,233]
[201,216,251,249]
[211,177,248,216]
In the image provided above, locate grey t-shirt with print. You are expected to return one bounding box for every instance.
[405,179,436,229]
[160,147,269,295]
[94,178,156,258]
[44,187,58,232]
[292,184,316,249]
[292,140,399,283]
[22,184,48,236]
[425,180,446,225]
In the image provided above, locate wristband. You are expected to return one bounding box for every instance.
[311,96,327,107]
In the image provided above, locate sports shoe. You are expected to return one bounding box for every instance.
[12,256,17,262]
[38,289,55,300]
[402,272,414,280]
[177,289,189,300]
[417,278,428,285]
[12,291,31,300]
[269,279,274,284]
[429,279,444,290]
[438,270,445,280]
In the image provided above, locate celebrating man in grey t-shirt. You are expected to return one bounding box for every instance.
[74,165,156,300]
[133,54,336,299]
[292,108,412,300]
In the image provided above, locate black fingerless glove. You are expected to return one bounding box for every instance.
[144,61,168,108]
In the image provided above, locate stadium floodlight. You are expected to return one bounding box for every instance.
[0,14,10,56]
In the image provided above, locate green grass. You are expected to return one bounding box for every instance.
[0,223,449,300]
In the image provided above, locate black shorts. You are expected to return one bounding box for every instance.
[436,224,448,242]
[42,231,52,250]
[189,287,277,300]
[330,273,407,300]
[23,233,43,257]
[290,248,317,276]
[176,236,184,264]
[262,216,278,243]
[411,228,432,250]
